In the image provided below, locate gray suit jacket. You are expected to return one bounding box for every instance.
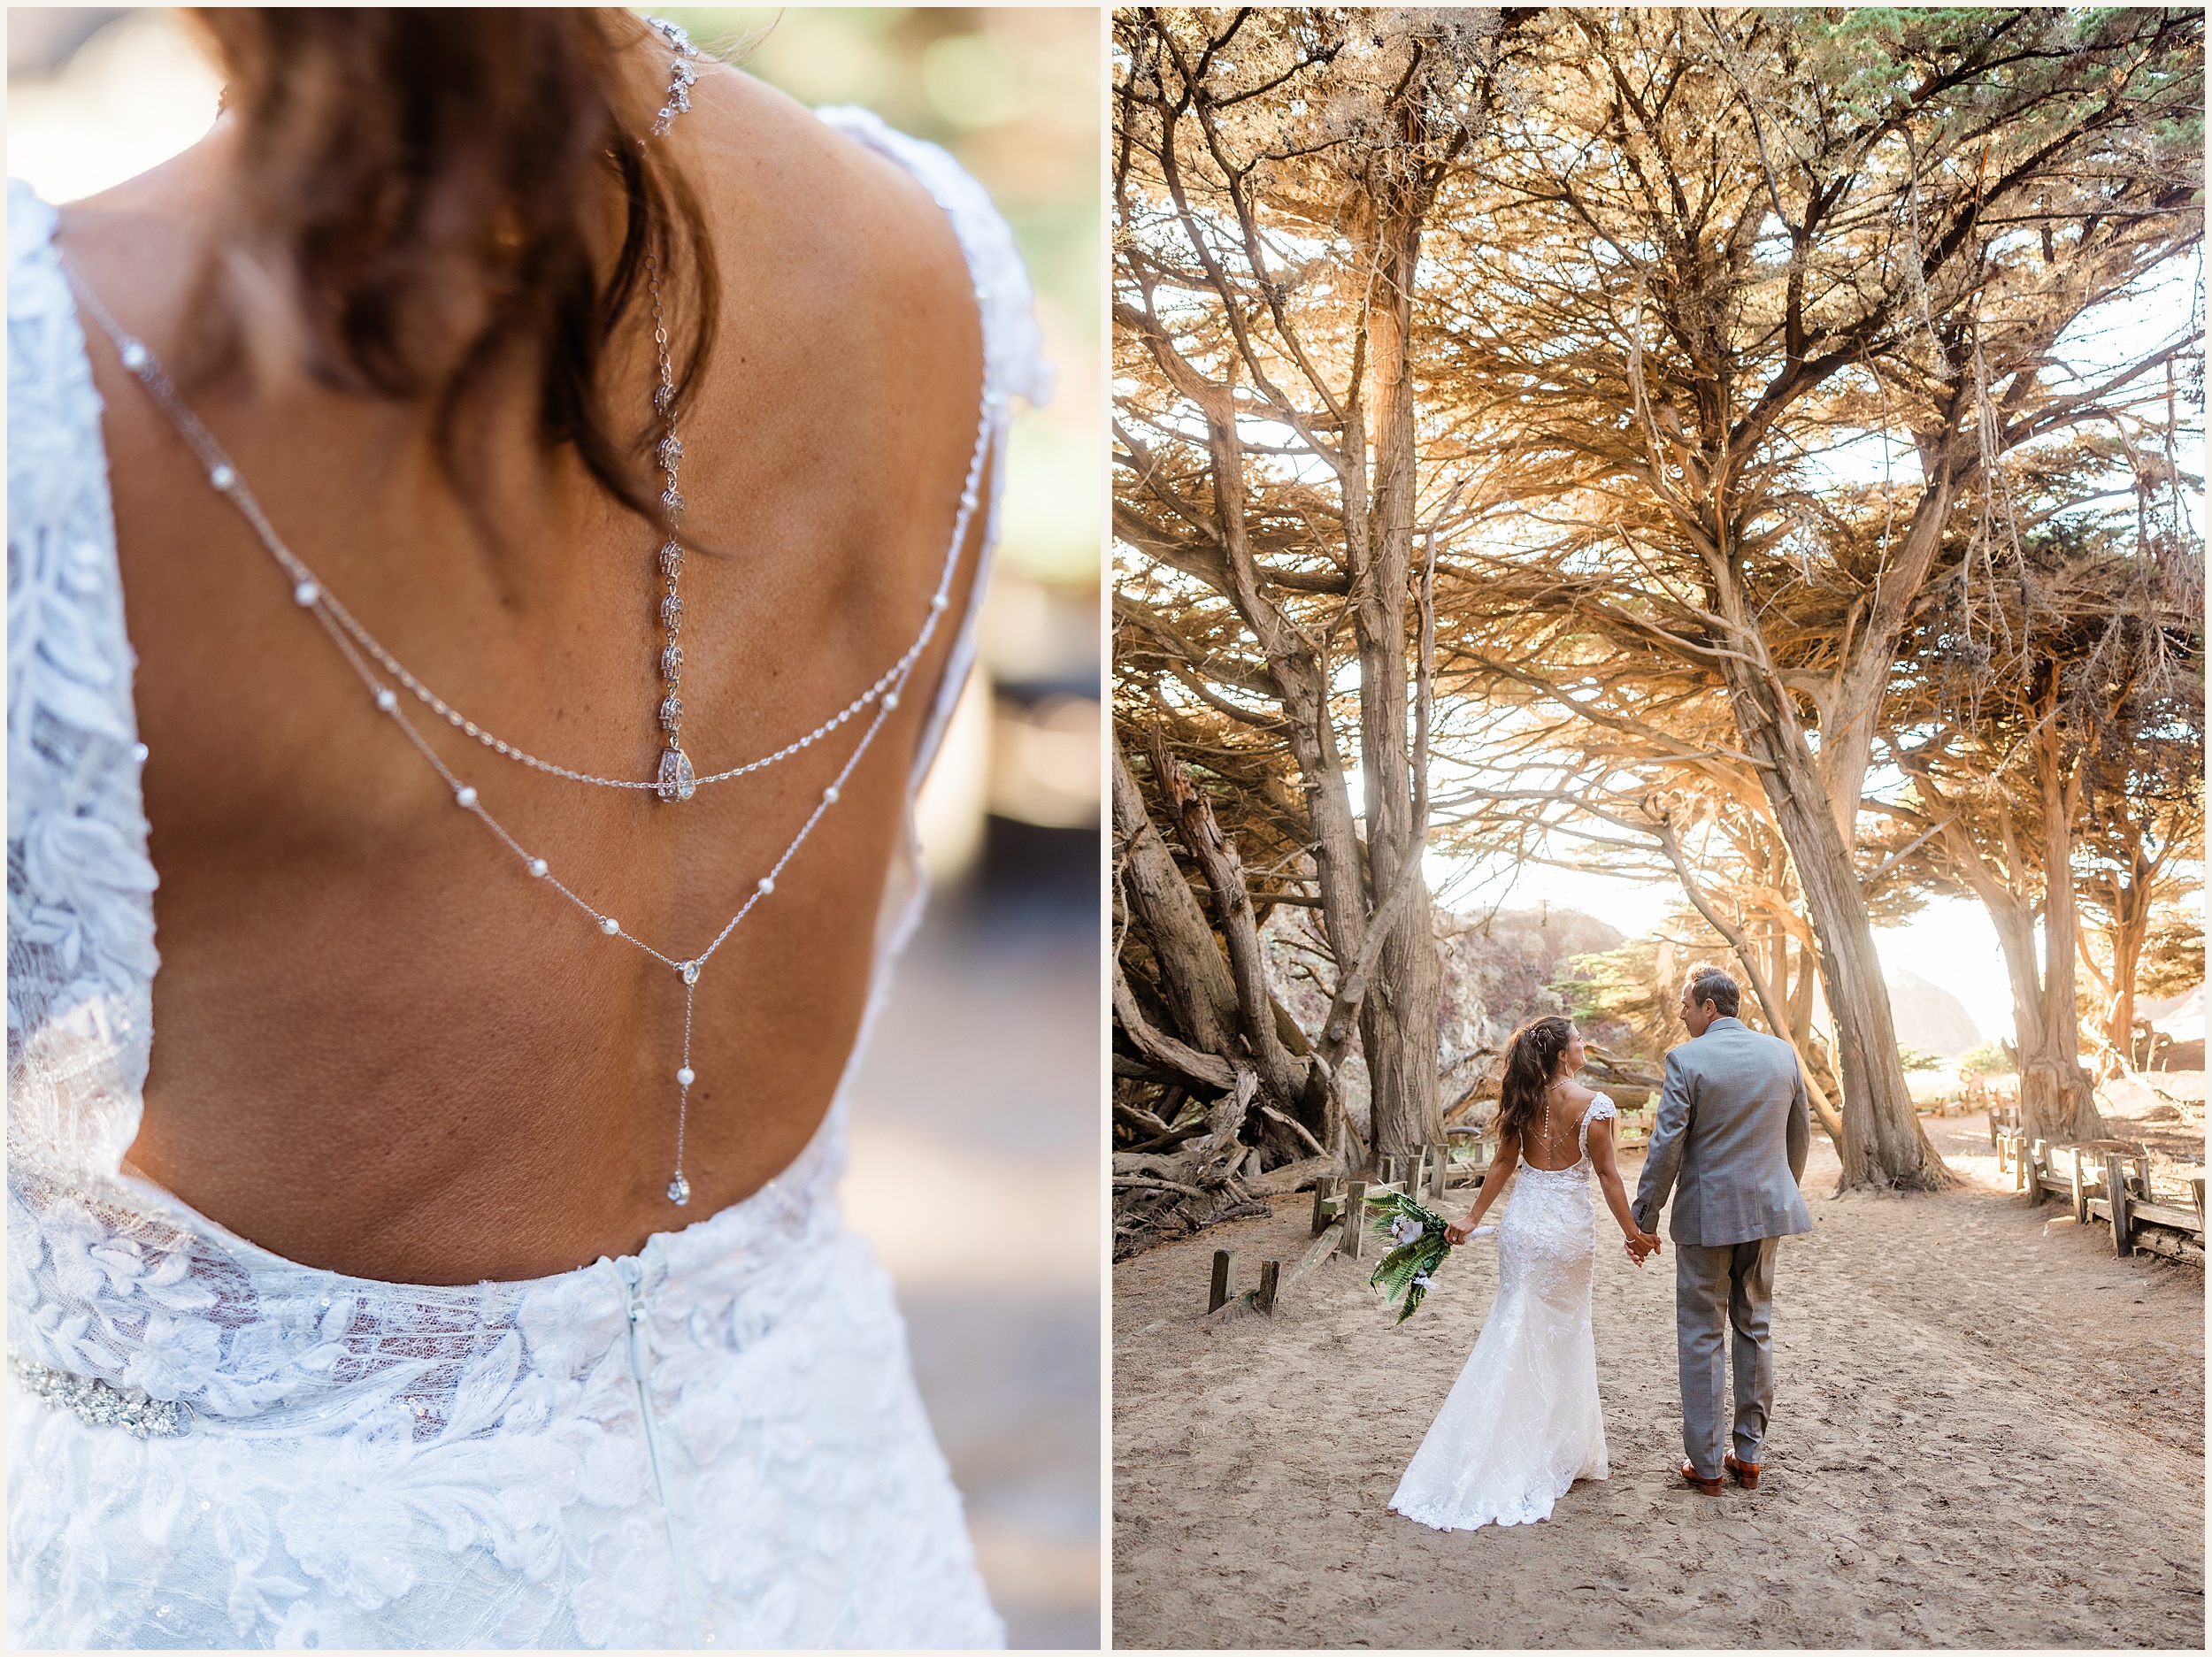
[1632,1018,1812,1247]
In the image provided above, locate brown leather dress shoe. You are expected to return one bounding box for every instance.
[1680,1459,1723,1495]
[1724,1453,1761,1490]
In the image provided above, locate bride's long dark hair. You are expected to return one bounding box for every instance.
[1494,1015,1574,1147]
[185,9,717,530]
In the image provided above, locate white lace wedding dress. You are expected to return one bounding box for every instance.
[6,107,1045,1650]
[1389,1095,1617,1531]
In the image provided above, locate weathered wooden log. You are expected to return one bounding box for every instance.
[1114,1149,1202,1178]
[1112,738,1240,1055]
[1119,1120,1212,1156]
[2130,1229,2206,1265]
[1256,1259,1281,1314]
[2122,1197,2205,1233]
[1257,1101,1328,1160]
[1114,1098,1175,1138]
[1243,1154,1338,1198]
[1113,1172,1210,1199]
[1144,731,1322,1138]
[1112,963,1238,1093]
[1281,1219,1346,1298]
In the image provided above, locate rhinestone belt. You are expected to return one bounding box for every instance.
[8,1354,193,1438]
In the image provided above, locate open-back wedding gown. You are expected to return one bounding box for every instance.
[6,106,1043,1649]
[1389,1094,1617,1531]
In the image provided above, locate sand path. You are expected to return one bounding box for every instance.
[1112,1115,2204,1649]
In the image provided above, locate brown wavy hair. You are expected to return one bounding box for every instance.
[187,8,717,530]
[1494,1015,1575,1147]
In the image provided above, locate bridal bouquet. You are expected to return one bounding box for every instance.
[1364,1190,1450,1324]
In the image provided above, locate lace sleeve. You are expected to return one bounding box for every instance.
[1578,1093,1618,1158]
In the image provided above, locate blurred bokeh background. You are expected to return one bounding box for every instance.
[8,7,1102,1646]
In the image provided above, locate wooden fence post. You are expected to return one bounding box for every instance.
[1209,1248,1236,1312]
[2191,1177,2206,1232]
[2104,1155,2132,1259]
[1987,1111,1999,1151]
[2027,1140,2047,1206]
[1311,1177,1337,1236]
[2012,1136,2027,1191]
[2070,1147,2088,1224]
[1340,1181,1369,1260]
[1256,1259,1280,1315]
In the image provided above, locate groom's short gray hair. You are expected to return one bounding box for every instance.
[1685,963,1740,1018]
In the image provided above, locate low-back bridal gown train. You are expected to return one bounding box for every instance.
[6,104,1041,1648]
[1390,1094,1617,1531]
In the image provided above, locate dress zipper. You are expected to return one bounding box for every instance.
[617,1255,706,1646]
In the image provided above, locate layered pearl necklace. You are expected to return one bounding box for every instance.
[63,19,993,1207]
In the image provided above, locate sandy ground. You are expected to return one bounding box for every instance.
[1112,1114,2205,1649]
[841,905,1102,1649]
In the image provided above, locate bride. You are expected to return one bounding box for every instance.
[8,11,1041,1647]
[1389,1016,1660,1532]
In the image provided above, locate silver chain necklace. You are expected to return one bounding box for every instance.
[64,19,994,1207]
[67,17,988,806]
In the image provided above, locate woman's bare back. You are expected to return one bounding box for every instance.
[61,47,987,1282]
[1521,1078,1604,1171]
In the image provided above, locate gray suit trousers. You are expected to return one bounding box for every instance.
[1674,1237,1778,1478]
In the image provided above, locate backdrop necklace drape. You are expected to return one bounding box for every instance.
[56,15,987,1206]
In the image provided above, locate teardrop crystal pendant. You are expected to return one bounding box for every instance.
[655,744,696,802]
[666,1174,691,1207]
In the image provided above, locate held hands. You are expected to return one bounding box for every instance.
[1624,1230,1663,1266]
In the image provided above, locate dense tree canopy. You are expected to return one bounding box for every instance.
[1114,5,2202,1235]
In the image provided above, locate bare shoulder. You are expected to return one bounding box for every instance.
[680,65,975,343]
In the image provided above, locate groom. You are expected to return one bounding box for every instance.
[1628,964,1811,1496]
